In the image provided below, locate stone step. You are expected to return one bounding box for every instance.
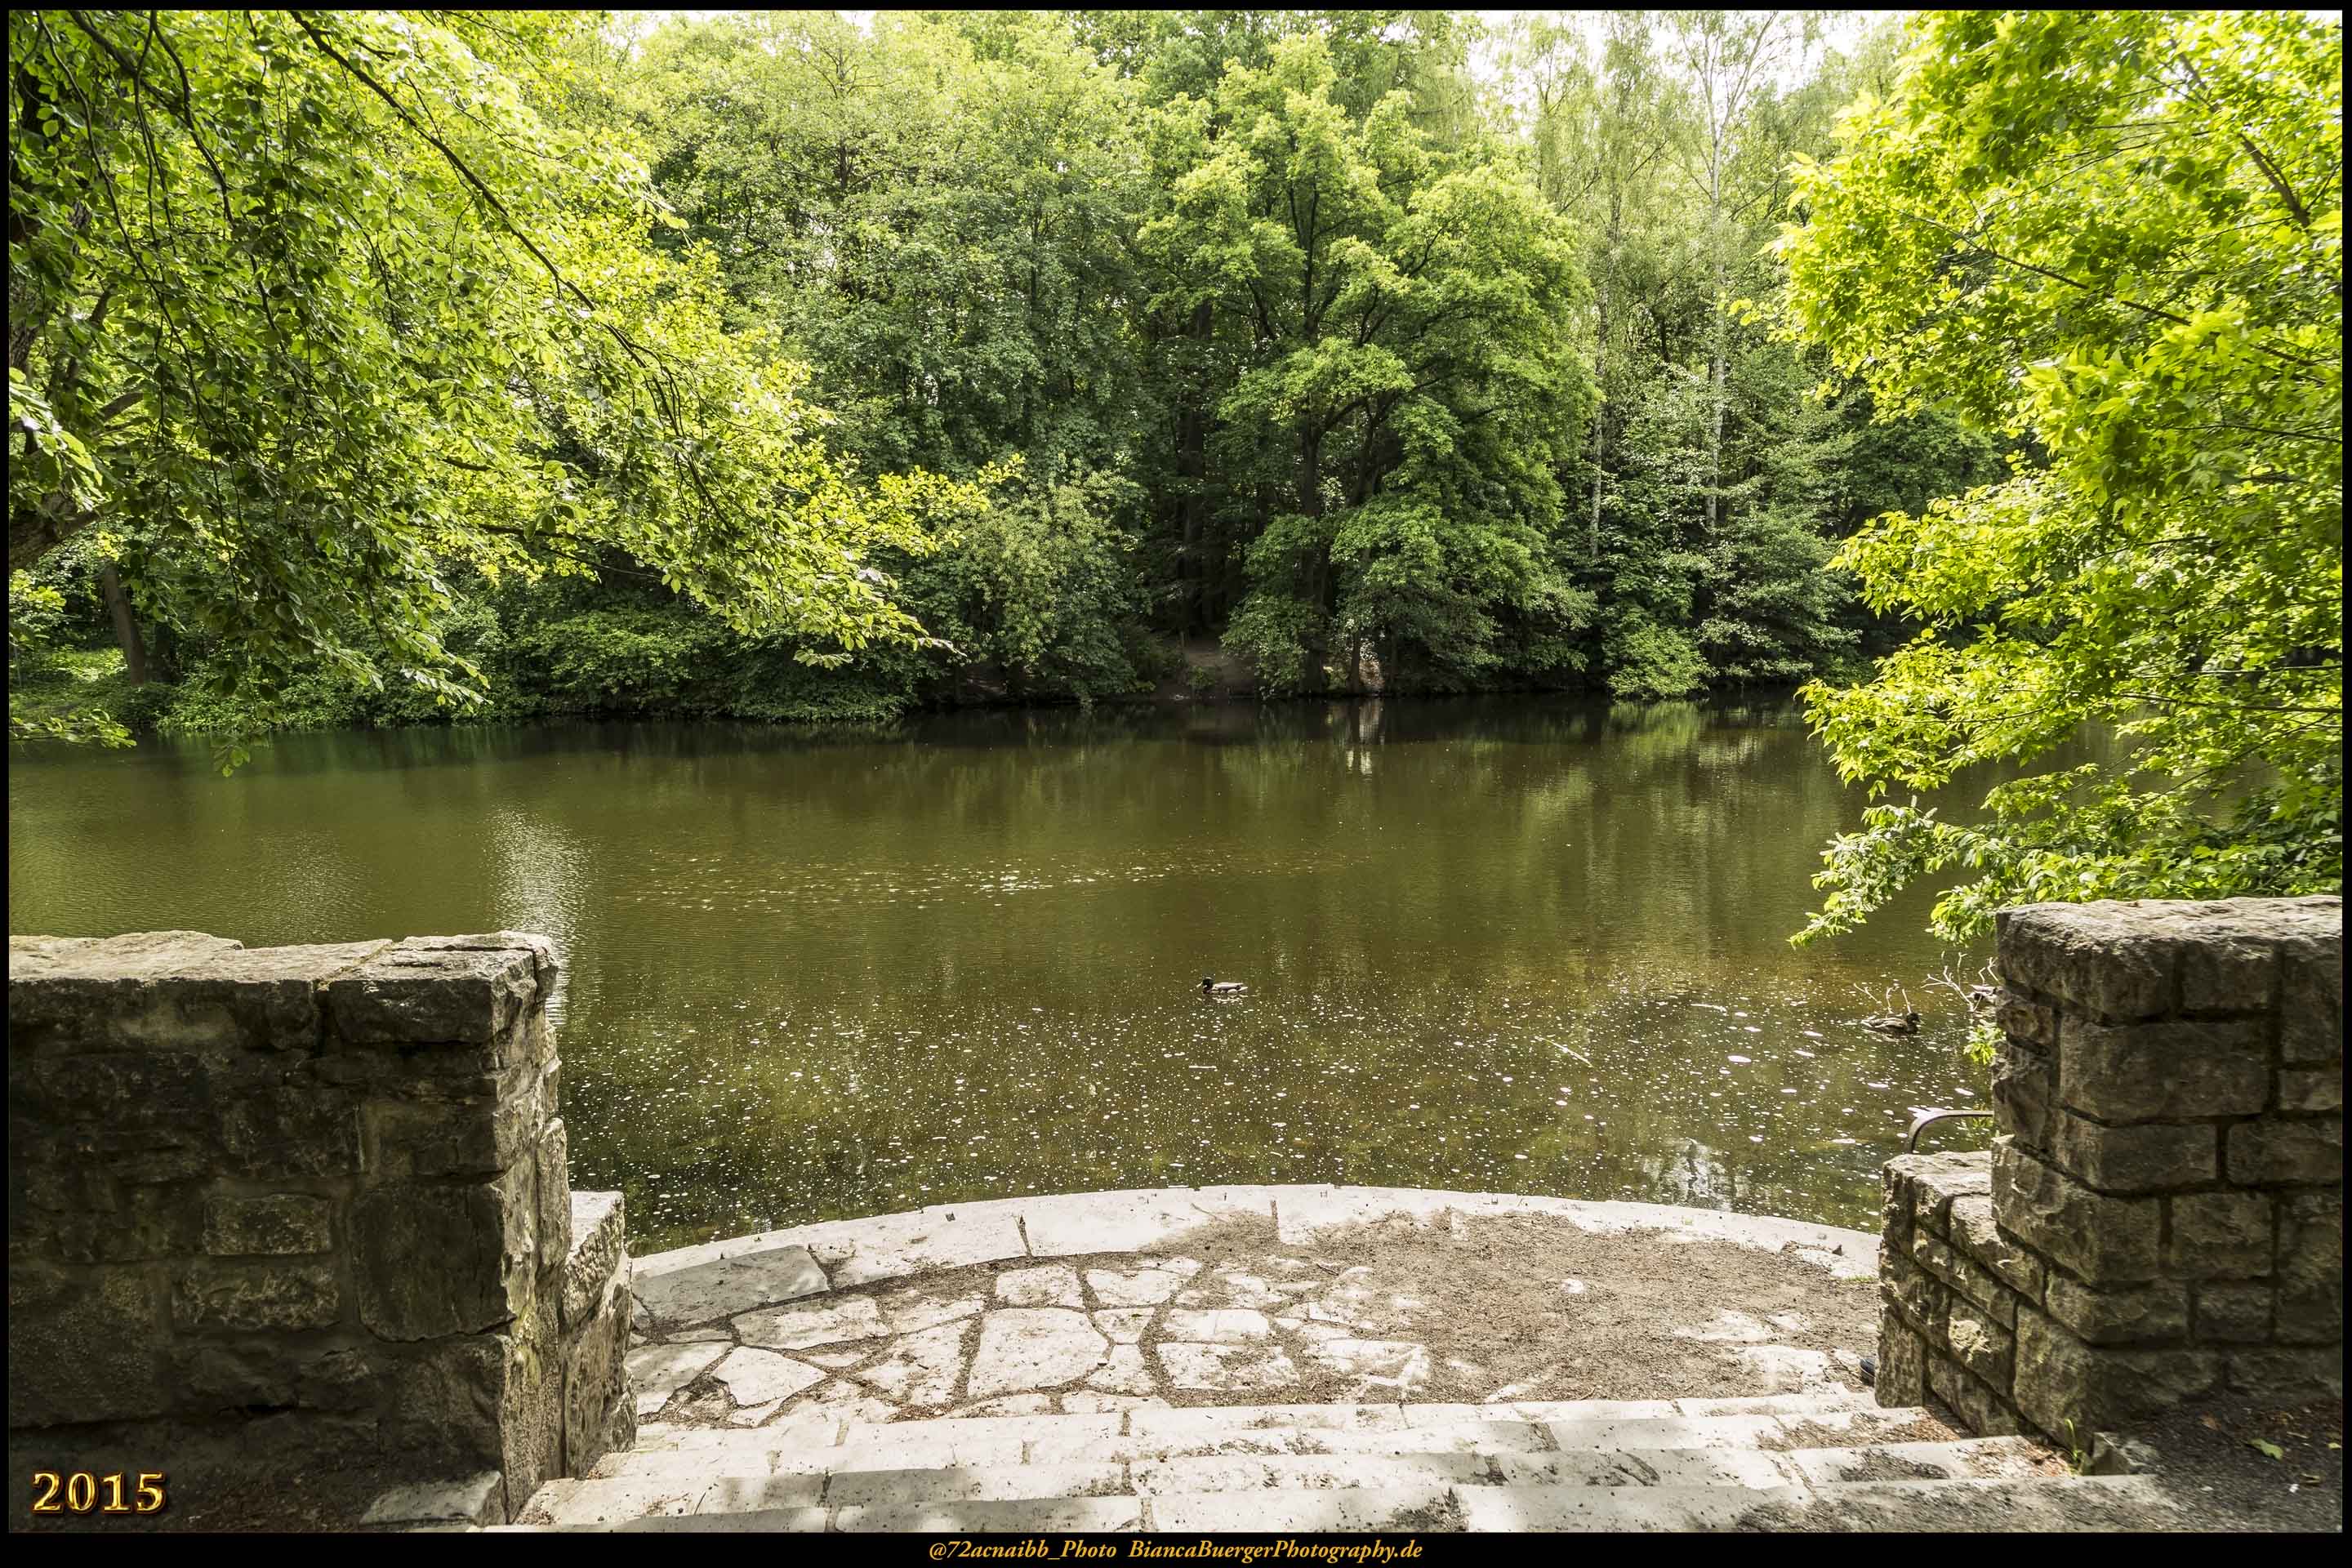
[1775,1476,2187,1532]
[1775,1437,2057,1486]
[604,1408,1926,1479]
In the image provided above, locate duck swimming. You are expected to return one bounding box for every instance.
[1200,974,1248,996]
[1862,1009,1922,1036]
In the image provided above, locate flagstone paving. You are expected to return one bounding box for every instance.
[623,1186,1882,1432]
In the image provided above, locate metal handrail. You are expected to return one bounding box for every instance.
[1904,1107,1994,1153]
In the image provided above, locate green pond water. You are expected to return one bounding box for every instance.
[9,697,2014,1250]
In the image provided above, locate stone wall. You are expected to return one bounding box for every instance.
[1878,897,2343,1445]
[7,930,635,1521]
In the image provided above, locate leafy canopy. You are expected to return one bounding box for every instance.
[1779,9,2343,942]
[8,9,982,761]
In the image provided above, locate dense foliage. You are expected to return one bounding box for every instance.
[1781,8,2343,942]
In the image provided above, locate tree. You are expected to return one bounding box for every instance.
[1147,32,1595,693]
[8,10,982,760]
[1780,10,2343,943]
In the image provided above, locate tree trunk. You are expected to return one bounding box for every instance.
[99,560,148,685]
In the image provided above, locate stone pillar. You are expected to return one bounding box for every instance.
[7,931,635,1521]
[1877,897,2341,1443]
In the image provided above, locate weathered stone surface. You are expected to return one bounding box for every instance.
[1883,1250,1949,1339]
[1993,993,2058,1049]
[1913,1230,2019,1327]
[326,939,539,1045]
[1948,1195,2046,1303]
[2042,1277,2188,1346]
[217,1085,362,1178]
[1926,1355,2020,1437]
[563,1191,627,1332]
[2225,1348,2344,1403]
[875,1281,987,1335]
[1992,1042,2056,1152]
[995,1264,1084,1308]
[733,1292,886,1352]
[351,1182,515,1339]
[2012,1309,2222,1441]
[1992,1139,2161,1283]
[2193,1282,2274,1343]
[535,1118,571,1271]
[1156,1342,1300,1393]
[853,1323,967,1407]
[1907,1152,1995,1230]
[2278,1070,2344,1114]
[203,1194,334,1258]
[299,1345,381,1412]
[172,1261,340,1331]
[640,1245,829,1329]
[2225,1117,2343,1186]
[710,1347,827,1408]
[1877,1320,1927,1407]
[1084,1344,1161,1396]
[7,1264,168,1426]
[172,1340,300,1411]
[2275,1190,2344,1343]
[2167,1192,2274,1280]
[1998,902,2180,1022]
[2057,1017,2270,1123]
[8,933,386,1052]
[2051,1114,2217,1194]
[2003,898,2337,1022]
[1086,1264,1192,1307]
[362,1472,506,1529]
[1943,1300,2016,1386]
[969,1308,1108,1397]
[382,1337,506,1468]
[2278,921,2344,1066]
[363,1092,528,1178]
[626,1341,728,1407]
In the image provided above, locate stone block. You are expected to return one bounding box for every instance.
[1944,1298,2016,1385]
[2225,1118,2343,1186]
[1876,1321,1927,1406]
[1885,1150,1991,1235]
[536,1118,571,1272]
[1993,992,2059,1049]
[381,1339,506,1468]
[362,1092,531,1178]
[1998,903,2180,1021]
[172,1261,341,1332]
[1992,1138,2161,1283]
[7,1263,169,1426]
[499,1287,567,1520]
[2279,1070,2343,1114]
[563,1192,628,1332]
[1882,1250,1949,1339]
[25,1050,212,1133]
[2194,1282,2275,1344]
[1913,1229,2017,1326]
[325,940,539,1046]
[2167,1191,2274,1280]
[1925,1355,2020,1436]
[2012,1308,2223,1441]
[1949,1195,2047,1303]
[2043,1276,2188,1346]
[216,1085,362,1178]
[14,1174,204,1265]
[1992,1041,2056,1151]
[172,1341,300,1411]
[2051,1113,2217,1193]
[2278,924,2343,1067]
[351,1181,520,1339]
[7,933,389,1053]
[2058,1016,2270,1124]
[1880,1165,1913,1253]
[2275,1190,2343,1344]
[563,1265,633,1477]
[2225,1348,2343,1403]
[203,1194,334,1257]
[2177,933,2278,1015]
[298,1346,383,1411]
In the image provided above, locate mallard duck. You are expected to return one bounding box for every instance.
[1200,974,1248,996]
[1862,984,1921,1035]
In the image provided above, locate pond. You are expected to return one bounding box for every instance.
[9,697,2014,1251]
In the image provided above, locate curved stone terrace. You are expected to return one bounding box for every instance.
[625,1185,1887,1434]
